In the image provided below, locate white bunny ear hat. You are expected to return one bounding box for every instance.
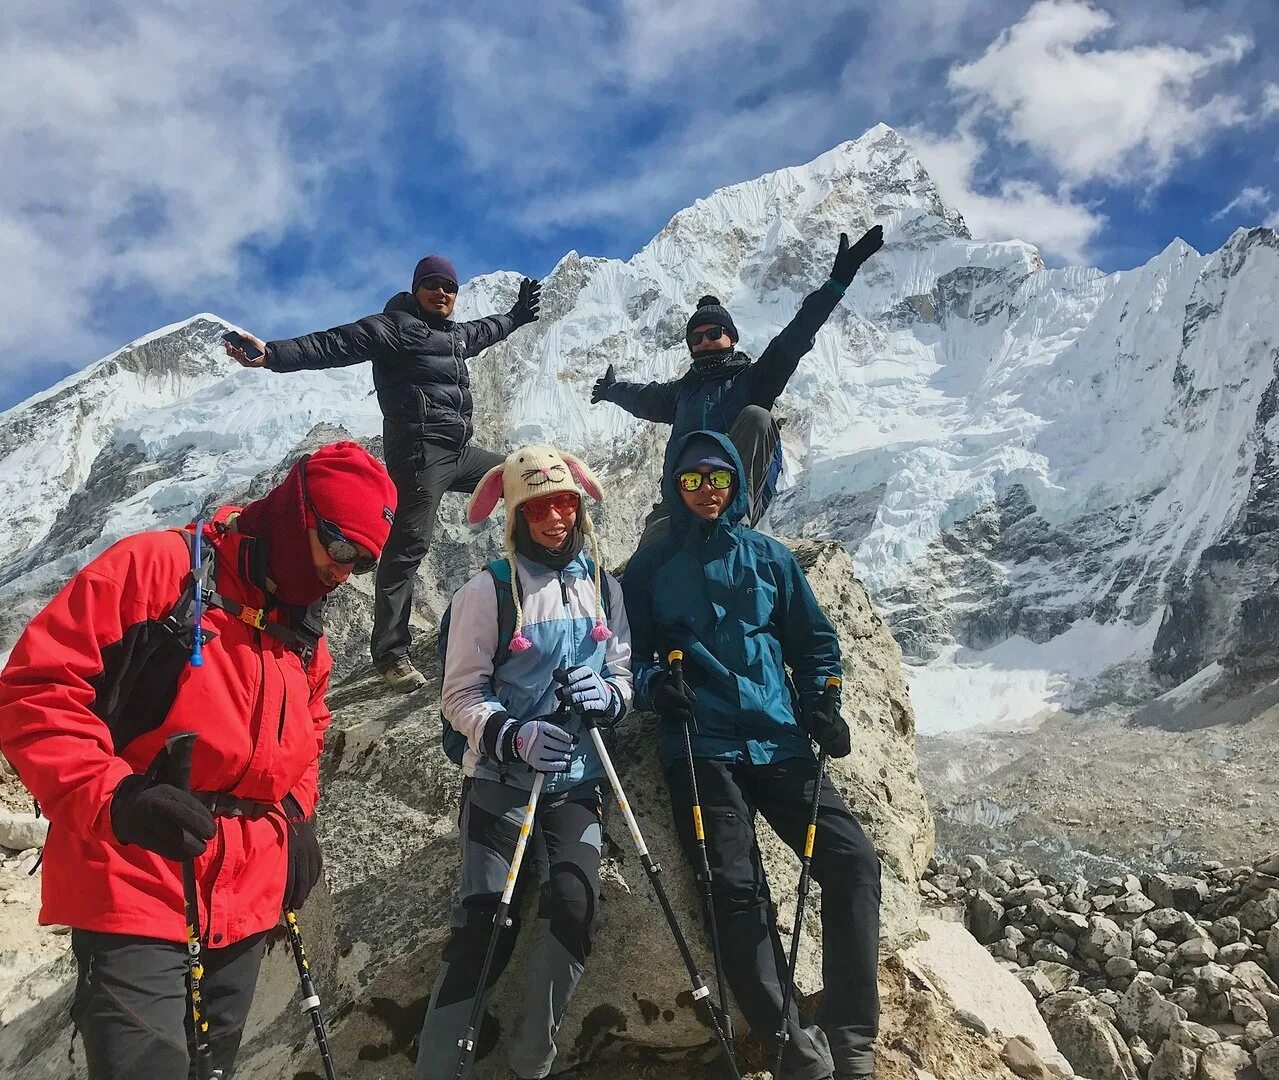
[466,445,610,651]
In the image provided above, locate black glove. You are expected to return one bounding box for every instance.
[509,277,542,327]
[830,225,884,286]
[110,774,216,860]
[591,364,617,405]
[803,692,851,758]
[651,671,696,726]
[282,794,322,910]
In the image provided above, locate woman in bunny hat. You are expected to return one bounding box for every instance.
[414,445,633,1080]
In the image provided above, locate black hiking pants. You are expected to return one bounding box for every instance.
[70,929,267,1080]
[665,754,881,1080]
[372,420,504,668]
[635,404,781,551]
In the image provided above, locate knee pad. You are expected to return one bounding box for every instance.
[542,864,598,964]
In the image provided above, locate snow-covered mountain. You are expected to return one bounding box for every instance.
[3,123,1277,733]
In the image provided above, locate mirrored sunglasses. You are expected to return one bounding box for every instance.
[677,469,735,492]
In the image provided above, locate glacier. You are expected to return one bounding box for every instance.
[2,123,1277,732]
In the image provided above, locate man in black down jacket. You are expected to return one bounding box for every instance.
[226,254,542,693]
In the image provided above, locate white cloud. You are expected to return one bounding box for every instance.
[1265,84,1279,117]
[1212,186,1272,220]
[1213,186,1278,229]
[619,0,769,82]
[950,0,1251,184]
[0,1,415,386]
[910,126,1104,264]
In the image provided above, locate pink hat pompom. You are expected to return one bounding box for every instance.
[509,631,533,653]
[591,620,613,642]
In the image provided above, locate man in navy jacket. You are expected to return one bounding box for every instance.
[594,226,883,547]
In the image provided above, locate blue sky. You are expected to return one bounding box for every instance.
[2,0,1276,412]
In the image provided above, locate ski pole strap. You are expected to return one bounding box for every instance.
[191,520,205,668]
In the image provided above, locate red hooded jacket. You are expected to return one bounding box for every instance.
[0,509,332,946]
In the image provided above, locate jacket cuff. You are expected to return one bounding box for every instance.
[264,340,292,371]
[482,712,517,761]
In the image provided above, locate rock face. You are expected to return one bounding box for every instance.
[0,541,939,1078]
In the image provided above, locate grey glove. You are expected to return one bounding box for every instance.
[502,717,575,772]
[560,665,617,716]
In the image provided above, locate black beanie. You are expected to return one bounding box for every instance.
[685,295,738,343]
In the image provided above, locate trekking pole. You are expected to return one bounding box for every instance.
[454,770,546,1080]
[772,676,840,1080]
[553,670,741,1080]
[284,909,338,1080]
[668,650,735,1058]
[157,731,221,1080]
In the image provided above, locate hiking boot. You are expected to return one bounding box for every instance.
[378,657,426,694]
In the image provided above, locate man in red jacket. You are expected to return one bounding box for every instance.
[0,441,396,1080]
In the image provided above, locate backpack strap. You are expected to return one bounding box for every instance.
[171,527,321,664]
[486,560,520,669]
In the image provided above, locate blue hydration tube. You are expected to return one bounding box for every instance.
[191,519,205,668]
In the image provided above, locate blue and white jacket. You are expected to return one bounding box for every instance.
[441,551,633,793]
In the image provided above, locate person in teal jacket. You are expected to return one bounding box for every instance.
[622,430,881,1080]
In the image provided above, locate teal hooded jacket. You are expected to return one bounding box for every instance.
[622,430,843,765]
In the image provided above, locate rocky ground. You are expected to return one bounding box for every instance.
[924,851,1279,1079]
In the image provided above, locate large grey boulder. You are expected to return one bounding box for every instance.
[903,915,1072,1076]
[0,812,47,853]
[1049,999,1139,1079]
[0,540,935,1079]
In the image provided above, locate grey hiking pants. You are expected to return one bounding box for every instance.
[70,929,267,1079]
[635,404,781,551]
[414,777,605,1080]
[372,421,504,668]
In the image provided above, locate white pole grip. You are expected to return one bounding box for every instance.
[589,727,649,858]
[501,772,545,905]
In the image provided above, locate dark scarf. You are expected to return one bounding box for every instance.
[514,516,585,571]
[690,347,738,375]
[235,464,332,607]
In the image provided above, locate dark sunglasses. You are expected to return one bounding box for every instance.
[686,325,727,347]
[520,491,580,522]
[301,458,378,574]
[418,276,458,294]
[677,468,734,492]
